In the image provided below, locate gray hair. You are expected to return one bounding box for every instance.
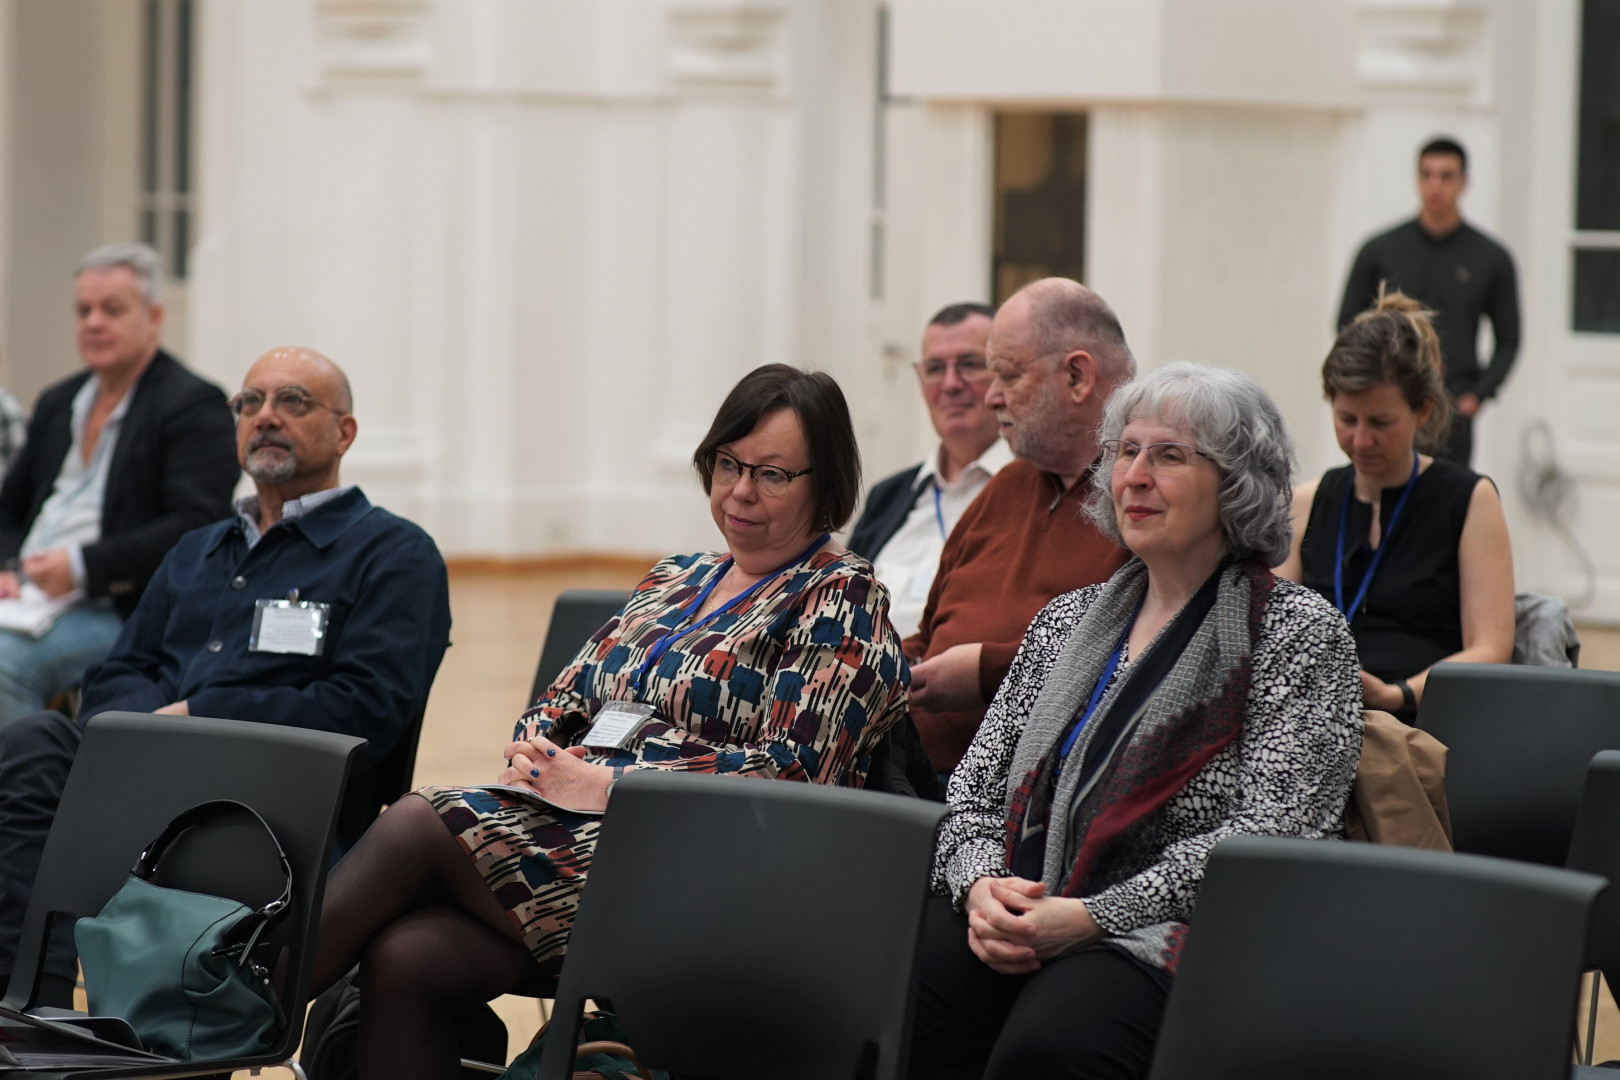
[1020,278,1137,382]
[1083,362,1296,565]
[75,243,163,306]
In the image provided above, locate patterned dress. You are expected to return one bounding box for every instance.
[422,546,909,972]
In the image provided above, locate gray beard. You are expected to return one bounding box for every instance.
[246,447,297,483]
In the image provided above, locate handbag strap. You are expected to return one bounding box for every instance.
[133,800,294,928]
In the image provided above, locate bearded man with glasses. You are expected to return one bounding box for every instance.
[0,346,451,1009]
[904,279,1135,780]
[0,243,238,730]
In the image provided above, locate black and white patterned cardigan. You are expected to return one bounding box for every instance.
[932,573,1364,973]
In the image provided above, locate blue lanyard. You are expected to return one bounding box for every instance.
[630,533,829,699]
[1058,596,1143,766]
[1334,450,1420,621]
[931,481,946,542]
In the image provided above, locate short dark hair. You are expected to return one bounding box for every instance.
[1419,136,1468,174]
[692,364,862,532]
[928,301,995,328]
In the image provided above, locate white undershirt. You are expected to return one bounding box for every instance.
[870,438,1012,638]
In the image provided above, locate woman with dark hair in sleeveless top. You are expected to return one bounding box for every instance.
[1277,290,1514,721]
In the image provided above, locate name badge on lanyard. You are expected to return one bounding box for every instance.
[250,597,332,656]
[582,701,656,748]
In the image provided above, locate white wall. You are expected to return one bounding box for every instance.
[191,0,884,559]
[1,0,143,404]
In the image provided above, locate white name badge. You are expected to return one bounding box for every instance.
[582,700,656,749]
[250,599,332,656]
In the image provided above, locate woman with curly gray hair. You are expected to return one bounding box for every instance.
[911,362,1363,1080]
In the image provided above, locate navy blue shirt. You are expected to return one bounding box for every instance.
[80,486,451,776]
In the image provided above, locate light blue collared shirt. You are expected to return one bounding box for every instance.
[20,376,137,587]
[234,485,357,549]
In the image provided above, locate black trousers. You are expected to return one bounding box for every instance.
[0,709,82,997]
[1438,406,1474,466]
[909,895,1169,1080]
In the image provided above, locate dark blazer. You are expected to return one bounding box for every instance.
[0,350,239,617]
[847,462,924,562]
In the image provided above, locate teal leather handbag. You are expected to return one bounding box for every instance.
[75,800,292,1062]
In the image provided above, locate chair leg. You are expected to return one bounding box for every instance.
[459,1059,506,1076]
[1586,968,1603,1065]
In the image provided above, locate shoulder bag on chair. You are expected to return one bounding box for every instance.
[74,799,292,1061]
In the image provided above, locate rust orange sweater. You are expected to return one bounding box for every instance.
[903,459,1128,771]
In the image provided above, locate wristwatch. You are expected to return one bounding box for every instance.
[1396,680,1417,714]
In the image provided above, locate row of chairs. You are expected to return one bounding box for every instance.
[6,593,1620,1079]
[7,711,1616,1080]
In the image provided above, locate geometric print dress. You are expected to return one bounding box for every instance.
[420,546,910,972]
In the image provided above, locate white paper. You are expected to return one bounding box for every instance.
[254,605,325,655]
[0,585,82,638]
[582,703,651,748]
[472,785,605,817]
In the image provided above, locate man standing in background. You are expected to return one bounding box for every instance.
[1338,137,1521,465]
[848,302,1009,639]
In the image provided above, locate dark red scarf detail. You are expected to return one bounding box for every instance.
[1004,562,1275,908]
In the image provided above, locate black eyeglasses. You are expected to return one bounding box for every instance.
[711,452,813,497]
[229,387,340,421]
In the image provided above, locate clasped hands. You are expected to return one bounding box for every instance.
[501,733,616,813]
[964,875,1103,976]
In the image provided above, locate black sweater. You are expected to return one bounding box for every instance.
[1337,218,1521,401]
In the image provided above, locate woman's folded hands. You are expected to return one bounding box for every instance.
[501,734,617,813]
[964,875,1103,976]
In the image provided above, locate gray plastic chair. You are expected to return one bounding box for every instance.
[0,711,365,1080]
[1416,662,1620,865]
[1568,751,1620,1064]
[1148,835,1605,1080]
[528,589,630,706]
[534,771,946,1080]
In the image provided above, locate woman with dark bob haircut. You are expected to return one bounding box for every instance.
[309,364,909,1080]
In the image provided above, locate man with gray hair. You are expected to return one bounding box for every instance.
[905,278,1133,775]
[0,243,238,727]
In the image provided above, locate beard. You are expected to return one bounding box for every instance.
[1001,378,1066,469]
[245,434,298,483]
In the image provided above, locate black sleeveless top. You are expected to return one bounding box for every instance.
[1299,457,1481,683]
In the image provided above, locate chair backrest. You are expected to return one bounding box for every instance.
[1569,750,1620,978]
[1415,662,1620,865]
[1148,835,1605,1080]
[538,771,946,1080]
[2,712,364,1071]
[528,589,629,706]
[367,705,427,810]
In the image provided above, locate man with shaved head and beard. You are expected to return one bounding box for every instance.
[0,348,451,1007]
[905,279,1134,778]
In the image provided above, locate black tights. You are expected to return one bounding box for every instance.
[312,794,543,1080]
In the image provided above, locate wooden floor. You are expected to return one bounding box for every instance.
[233,564,1620,1068]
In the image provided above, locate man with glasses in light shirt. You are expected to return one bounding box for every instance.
[849,302,1009,639]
